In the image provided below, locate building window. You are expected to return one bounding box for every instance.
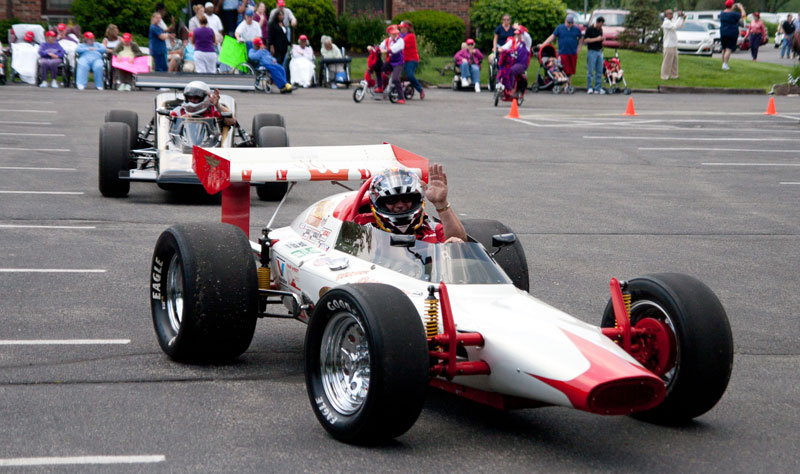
[346,0,386,15]
[45,0,75,14]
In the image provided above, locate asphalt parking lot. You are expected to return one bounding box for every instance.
[0,84,798,472]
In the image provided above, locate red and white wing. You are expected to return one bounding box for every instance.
[192,143,429,195]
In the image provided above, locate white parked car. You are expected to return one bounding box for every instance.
[676,20,717,56]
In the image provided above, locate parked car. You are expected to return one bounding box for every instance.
[676,21,717,56]
[588,9,629,48]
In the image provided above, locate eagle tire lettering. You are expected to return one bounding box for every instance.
[152,256,163,300]
[316,396,339,425]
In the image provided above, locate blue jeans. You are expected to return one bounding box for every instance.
[460,62,480,84]
[76,57,104,88]
[586,49,603,90]
[781,37,792,57]
[404,60,422,92]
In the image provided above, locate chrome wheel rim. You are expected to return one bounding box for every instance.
[630,299,679,389]
[320,312,370,415]
[166,253,184,334]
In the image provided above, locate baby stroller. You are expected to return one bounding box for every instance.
[532,44,573,94]
[493,48,526,106]
[602,52,630,95]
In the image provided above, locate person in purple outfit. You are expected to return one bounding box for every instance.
[378,24,405,104]
[454,38,483,92]
[38,30,65,88]
[192,14,219,74]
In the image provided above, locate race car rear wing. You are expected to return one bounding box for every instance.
[192,144,429,237]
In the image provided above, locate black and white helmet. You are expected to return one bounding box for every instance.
[369,168,425,234]
[182,80,211,115]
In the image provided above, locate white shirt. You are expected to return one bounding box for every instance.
[235,20,262,42]
[207,13,224,34]
[662,16,686,49]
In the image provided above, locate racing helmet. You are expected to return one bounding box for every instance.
[182,81,211,115]
[369,168,425,234]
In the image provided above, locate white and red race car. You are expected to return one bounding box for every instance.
[149,144,734,444]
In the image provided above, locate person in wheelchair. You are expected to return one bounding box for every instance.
[38,30,65,88]
[75,31,107,90]
[248,37,292,93]
[170,81,236,127]
[454,38,483,92]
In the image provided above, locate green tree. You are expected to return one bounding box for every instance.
[71,0,183,38]
[618,0,662,51]
[470,0,567,51]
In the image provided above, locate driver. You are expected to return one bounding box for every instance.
[360,164,467,243]
[170,80,235,127]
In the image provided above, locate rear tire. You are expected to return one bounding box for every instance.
[252,113,286,136]
[389,88,399,103]
[104,109,138,151]
[150,223,258,363]
[305,284,429,443]
[404,84,414,100]
[98,123,131,198]
[601,273,733,423]
[255,126,289,201]
[461,219,529,292]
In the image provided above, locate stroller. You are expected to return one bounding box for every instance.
[602,52,631,95]
[492,48,526,106]
[532,44,573,94]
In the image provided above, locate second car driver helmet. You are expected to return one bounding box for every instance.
[182,81,212,115]
[369,168,425,234]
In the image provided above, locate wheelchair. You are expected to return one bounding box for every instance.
[230,59,275,93]
[319,47,352,88]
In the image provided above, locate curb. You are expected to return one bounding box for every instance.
[657,85,765,94]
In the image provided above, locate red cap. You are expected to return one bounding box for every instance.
[514,28,522,35]
[386,25,399,34]
[57,23,66,31]
[277,0,285,6]
[24,31,35,41]
[83,31,94,40]
[45,30,57,37]
[466,38,475,45]
[399,20,411,27]
[253,36,263,46]
[725,0,734,7]
[187,31,193,38]
[299,34,307,41]
[519,25,528,33]
[122,32,132,42]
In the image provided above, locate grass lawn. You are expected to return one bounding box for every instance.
[347,47,791,91]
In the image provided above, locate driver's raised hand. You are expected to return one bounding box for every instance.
[210,88,220,106]
[424,163,449,208]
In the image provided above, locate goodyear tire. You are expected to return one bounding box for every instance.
[98,122,131,198]
[255,126,289,201]
[305,284,429,444]
[601,273,733,423]
[461,219,529,292]
[104,109,138,151]
[251,113,286,136]
[150,223,258,363]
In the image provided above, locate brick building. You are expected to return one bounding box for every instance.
[3,0,472,25]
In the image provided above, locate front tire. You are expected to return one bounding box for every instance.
[255,126,289,201]
[104,109,138,151]
[601,273,733,423]
[353,85,366,103]
[150,223,258,363]
[305,284,429,444]
[461,219,529,292]
[98,122,131,198]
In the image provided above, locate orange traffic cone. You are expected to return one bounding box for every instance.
[506,99,520,119]
[623,97,637,116]
[765,96,777,115]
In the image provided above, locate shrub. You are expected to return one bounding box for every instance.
[336,9,386,52]
[764,21,778,39]
[391,10,465,55]
[618,0,662,52]
[416,34,436,73]
[470,0,565,52]
[285,0,337,49]
[71,0,183,39]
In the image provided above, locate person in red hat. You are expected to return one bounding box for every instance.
[111,32,146,91]
[38,30,66,88]
[378,24,406,103]
[248,36,292,93]
[399,20,424,99]
[75,31,107,90]
[289,34,315,87]
[747,12,768,61]
[454,38,484,92]
[720,1,746,70]
[10,30,40,84]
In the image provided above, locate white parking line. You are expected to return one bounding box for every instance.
[0,109,57,114]
[702,163,800,166]
[780,182,800,184]
[0,147,71,152]
[0,455,165,467]
[642,147,799,153]
[0,269,106,273]
[0,167,76,171]
[0,339,130,345]
[585,136,800,141]
[0,191,83,195]
[0,132,66,137]
[0,121,52,125]
[0,224,95,229]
